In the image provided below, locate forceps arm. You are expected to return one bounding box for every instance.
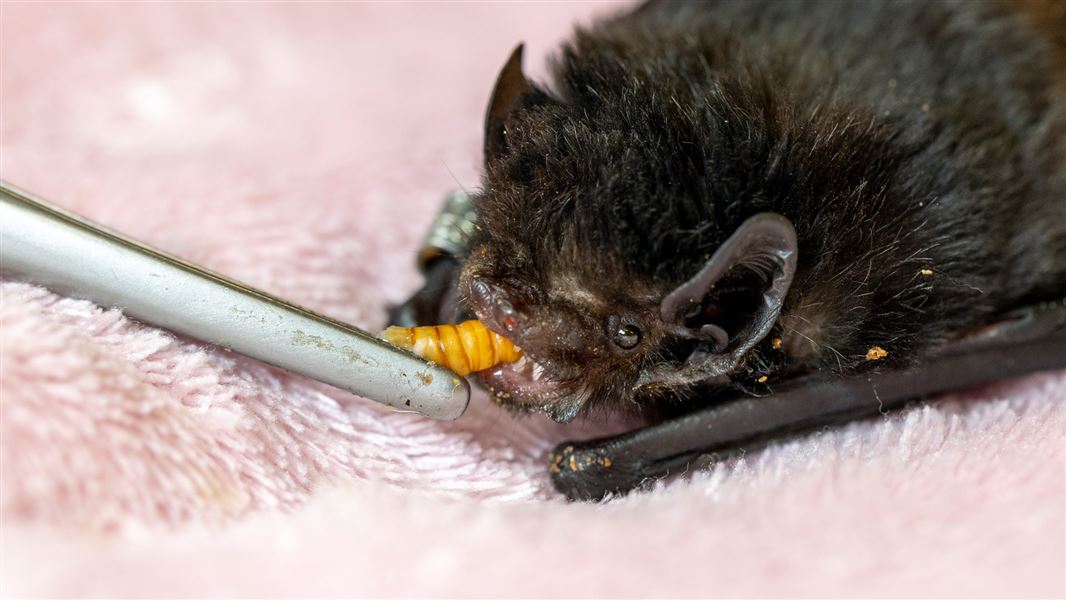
[0,181,469,420]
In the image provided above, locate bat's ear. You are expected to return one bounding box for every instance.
[658,213,797,379]
[484,44,535,164]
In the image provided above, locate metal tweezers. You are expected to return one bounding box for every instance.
[0,181,470,421]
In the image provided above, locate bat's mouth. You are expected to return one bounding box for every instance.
[471,322,587,419]
[475,354,562,402]
[463,279,588,422]
[473,350,588,422]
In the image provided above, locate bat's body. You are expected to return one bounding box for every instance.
[392,0,1066,495]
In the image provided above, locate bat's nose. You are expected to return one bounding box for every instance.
[466,277,524,334]
[464,276,595,367]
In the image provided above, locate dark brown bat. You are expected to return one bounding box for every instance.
[391,0,1066,499]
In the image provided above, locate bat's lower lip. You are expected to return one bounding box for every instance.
[475,354,563,403]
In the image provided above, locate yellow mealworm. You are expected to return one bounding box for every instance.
[382,320,522,376]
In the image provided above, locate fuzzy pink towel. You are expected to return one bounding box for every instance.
[2,3,1063,597]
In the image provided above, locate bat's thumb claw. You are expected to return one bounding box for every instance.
[549,441,646,501]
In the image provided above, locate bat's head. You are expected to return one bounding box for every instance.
[460,46,797,422]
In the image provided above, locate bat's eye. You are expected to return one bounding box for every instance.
[608,318,642,350]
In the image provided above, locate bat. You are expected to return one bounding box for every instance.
[390,0,1066,499]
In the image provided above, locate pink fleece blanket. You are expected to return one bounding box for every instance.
[2,3,1063,597]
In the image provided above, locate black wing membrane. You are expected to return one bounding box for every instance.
[551,300,1066,501]
[387,191,476,328]
[387,256,463,328]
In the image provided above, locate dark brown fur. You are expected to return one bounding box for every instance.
[454,0,1066,422]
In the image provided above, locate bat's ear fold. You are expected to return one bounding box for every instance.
[659,213,797,376]
[484,44,540,164]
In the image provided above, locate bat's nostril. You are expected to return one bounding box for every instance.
[470,279,493,304]
[467,276,529,336]
[497,295,518,317]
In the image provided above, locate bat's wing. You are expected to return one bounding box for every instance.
[551,300,1066,501]
[387,191,475,328]
[387,256,463,327]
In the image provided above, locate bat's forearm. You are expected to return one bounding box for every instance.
[552,301,1066,501]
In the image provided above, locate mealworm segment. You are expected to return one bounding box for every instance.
[383,320,522,376]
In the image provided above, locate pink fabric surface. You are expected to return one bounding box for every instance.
[1,2,1063,597]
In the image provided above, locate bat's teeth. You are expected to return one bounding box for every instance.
[531,363,544,381]
[513,356,528,370]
